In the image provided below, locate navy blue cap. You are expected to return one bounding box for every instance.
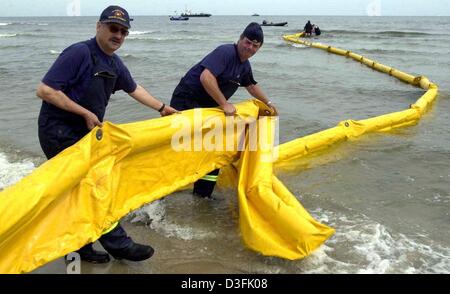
[99,5,132,29]
[242,22,264,44]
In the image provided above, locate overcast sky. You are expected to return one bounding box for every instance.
[1,0,449,17]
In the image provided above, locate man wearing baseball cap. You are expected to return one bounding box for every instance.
[99,5,132,28]
[36,6,177,264]
[170,22,278,199]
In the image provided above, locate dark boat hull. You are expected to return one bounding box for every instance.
[261,22,288,27]
[170,16,189,21]
[181,13,211,17]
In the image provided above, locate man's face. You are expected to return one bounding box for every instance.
[237,37,261,62]
[96,22,129,54]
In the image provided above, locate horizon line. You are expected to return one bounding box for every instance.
[1,14,449,17]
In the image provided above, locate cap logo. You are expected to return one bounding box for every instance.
[109,9,126,22]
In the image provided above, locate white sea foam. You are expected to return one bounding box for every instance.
[122,53,137,59]
[127,35,203,41]
[129,200,216,240]
[17,22,48,26]
[0,22,12,26]
[129,30,153,35]
[49,50,61,55]
[302,209,450,274]
[0,153,35,190]
[291,43,308,48]
[0,33,17,38]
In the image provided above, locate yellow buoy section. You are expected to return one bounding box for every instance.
[0,100,334,273]
[277,32,438,164]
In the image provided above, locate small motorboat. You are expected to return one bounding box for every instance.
[181,12,211,17]
[170,16,189,21]
[261,21,288,27]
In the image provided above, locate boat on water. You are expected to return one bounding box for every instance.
[252,13,260,16]
[261,21,288,27]
[181,11,211,17]
[170,16,189,21]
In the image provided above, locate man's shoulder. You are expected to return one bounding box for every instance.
[211,43,237,59]
[66,40,90,51]
[215,43,235,52]
[62,40,91,58]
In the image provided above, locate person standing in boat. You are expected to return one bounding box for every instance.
[304,20,313,36]
[170,22,277,199]
[36,5,177,264]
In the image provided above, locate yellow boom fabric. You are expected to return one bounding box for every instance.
[237,117,334,258]
[0,100,333,273]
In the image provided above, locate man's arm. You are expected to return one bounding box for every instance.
[36,82,102,130]
[200,68,236,116]
[128,84,178,116]
[245,84,278,115]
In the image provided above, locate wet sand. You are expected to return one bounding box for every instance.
[31,220,246,274]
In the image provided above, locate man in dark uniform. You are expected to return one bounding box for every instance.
[304,20,313,37]
[36,6,177,263]
[170,22,277,199]
[314,25,321,36]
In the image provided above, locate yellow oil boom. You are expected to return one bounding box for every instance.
[0,33,438,273]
